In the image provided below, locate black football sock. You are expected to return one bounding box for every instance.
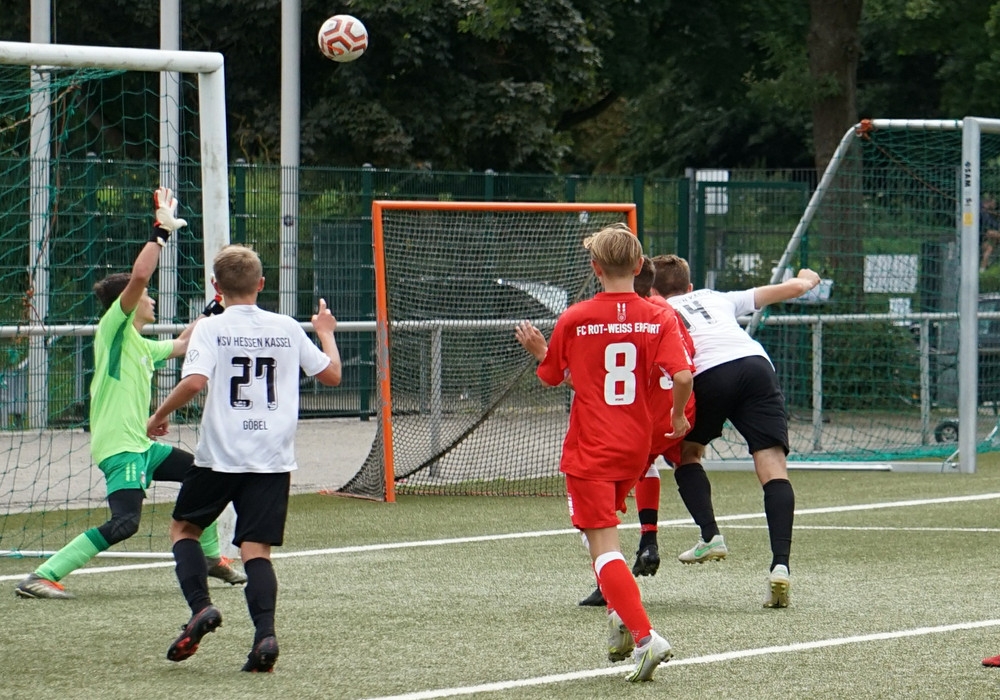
[763,478,795,572]
[173,538,212,614]
[244,557,278,643]
[674,463,720,541]
[637,510,658,550]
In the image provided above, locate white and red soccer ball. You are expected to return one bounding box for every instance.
[318,15,369,63]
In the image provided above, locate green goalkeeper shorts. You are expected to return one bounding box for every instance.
[99,442,174,495]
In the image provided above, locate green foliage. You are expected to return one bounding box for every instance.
[859,0,1000,119]
[981,264,1000,293]
[714,257,771,291]
[822,322,921,410]
[4,0,1000,175]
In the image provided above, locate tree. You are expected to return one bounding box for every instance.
[808,0,863,174]
[5,0,1000,175]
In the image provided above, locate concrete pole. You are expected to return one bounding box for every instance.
[279,0,301,317]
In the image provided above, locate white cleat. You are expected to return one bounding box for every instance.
[626,631,673,682]
[678,534,728,564]
[607,610,635,662]
[763,564,791,608]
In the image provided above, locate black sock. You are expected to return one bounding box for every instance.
[173,538,212,615]
[637,511,658,550]
[674,463,719,541]
[244,557,278,643]
[763,478,795,572]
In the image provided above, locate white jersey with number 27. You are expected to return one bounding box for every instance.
[181,305,332,473]
[666,288,772,376]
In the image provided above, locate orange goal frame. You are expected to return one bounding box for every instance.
[370,200,638,502]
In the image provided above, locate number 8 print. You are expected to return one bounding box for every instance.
[603,342,636,405]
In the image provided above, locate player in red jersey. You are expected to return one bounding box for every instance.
[629,258,685,576]
[570,257,706,608]
[648,264,727,568]
[515,224,692,682]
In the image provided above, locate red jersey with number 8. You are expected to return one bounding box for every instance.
[538,291,693,481]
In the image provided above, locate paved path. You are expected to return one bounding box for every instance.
[0,418,378,512]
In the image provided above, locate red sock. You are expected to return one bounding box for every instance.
[634,474,660,533]
[595,553,651,642]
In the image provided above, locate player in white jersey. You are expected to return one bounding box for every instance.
[652,255,819,608]
[186,307,328,473]
[147,244,342,672]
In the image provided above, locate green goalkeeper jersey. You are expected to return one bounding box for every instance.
[89,298,174,465]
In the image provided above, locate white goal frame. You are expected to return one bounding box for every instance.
[749,117,1000,474]
[0,40,231,427]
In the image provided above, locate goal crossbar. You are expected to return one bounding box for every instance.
[0,39,230,288]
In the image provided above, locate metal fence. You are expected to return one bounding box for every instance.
[0,162,820,424]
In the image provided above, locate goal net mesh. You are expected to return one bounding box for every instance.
[721,121,1000,464]
[340,207,632,498]
[0,63,205,555]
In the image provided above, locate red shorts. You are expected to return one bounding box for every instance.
[661,441,683,468]
[565,473,640,530]
[650,395,696,467]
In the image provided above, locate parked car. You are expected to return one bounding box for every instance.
[933,293,1000,442]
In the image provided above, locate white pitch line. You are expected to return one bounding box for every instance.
[2,491,999,581]
[711,491,1000,523]
[722,524,1000,533]
[359,619,1000,700]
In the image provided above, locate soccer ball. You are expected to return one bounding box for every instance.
[318,15,369,63]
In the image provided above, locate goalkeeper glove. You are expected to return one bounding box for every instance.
[150,186,188,246]
[202,295,225,317]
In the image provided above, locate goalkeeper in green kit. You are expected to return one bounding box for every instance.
[14,187,245,599]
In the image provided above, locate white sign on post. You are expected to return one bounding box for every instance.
[697,169,730,215]
[863,254,918,294]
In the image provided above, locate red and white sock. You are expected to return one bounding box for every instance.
[595,551,651,642]
[634,465,661,531]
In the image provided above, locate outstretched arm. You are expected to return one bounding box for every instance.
[168,295,225,359]
[753,269,821,309]
[119,242,162,316]
[120,187,189,315]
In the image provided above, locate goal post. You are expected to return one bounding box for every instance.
[741,118,1000,474]
[0,41,230,556]
[0,40,230,297]
[340,201,638,502]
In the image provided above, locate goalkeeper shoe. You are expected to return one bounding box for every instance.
[14,573,74,600]
[167,605,223,662]
[631,542,660,577]
[763,564,791,608]
[625,631,673,682]
[242,635,279,673]
[579,586,607,607]
[677,534,728,564]
[607,610,636,662]
[207,556,247,585]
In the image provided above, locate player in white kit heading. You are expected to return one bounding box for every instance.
[654,254,819,608]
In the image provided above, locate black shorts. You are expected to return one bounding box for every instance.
[685,355,789,456]
[172,468,290,547]
[150,447,195,482]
